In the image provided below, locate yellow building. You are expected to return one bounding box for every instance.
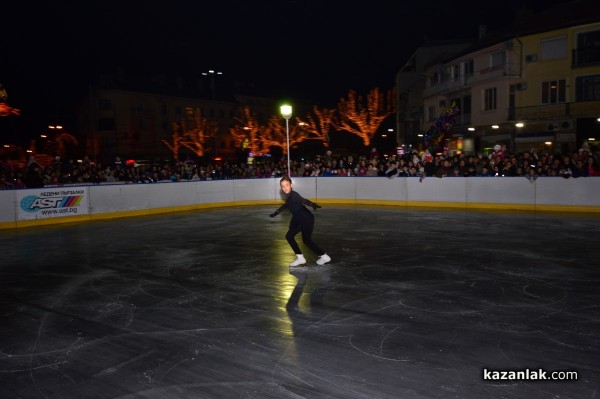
[514,21,600,153]
[420,0,600,155]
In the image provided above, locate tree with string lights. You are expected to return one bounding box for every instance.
[163,108,216,159]
[0,82,20,117]
[229,106,265,157]
[334,87,395,147]
[296,105,335,148]
[162,122,185,161]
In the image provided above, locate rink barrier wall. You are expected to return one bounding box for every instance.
[1,176,599,230]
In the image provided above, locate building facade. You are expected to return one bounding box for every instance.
[417,0,600,156]
[75,73,283,165]
[395,41,472,152]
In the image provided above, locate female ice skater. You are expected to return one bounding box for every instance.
[270,176,331,267]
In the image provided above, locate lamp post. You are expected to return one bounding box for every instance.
[202,69,223,159]
[280,104,292,177]
[47,124,63,156]
[513,122,524,154]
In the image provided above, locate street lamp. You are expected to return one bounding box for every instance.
[513,122,525,154]
[202,69,223,159]
[46,125,63,156]
[201,70,223,101]
[280,104,292,177]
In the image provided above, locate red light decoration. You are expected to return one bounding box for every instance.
[0,102,20,117]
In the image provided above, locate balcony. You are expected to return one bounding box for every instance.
[423,62,520,98]
[466,62,521,85]
[509,100,600,121]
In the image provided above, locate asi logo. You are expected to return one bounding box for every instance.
[20,195,83,213]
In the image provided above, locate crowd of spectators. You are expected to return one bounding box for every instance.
[1,143,599,189]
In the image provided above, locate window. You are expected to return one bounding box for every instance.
[541,79,566,104]
[428,106,436,121]
[575,74,600,101]
[541,36,567,60]
[575,30,600,66]
[452,65,460,80]
[578,30,600,48]
[98,99,112,110]
[464,60,474,76]
[463,95,471,114]
[490,51,505,67]
[98,118,115,131]
[135,102,144,112]
[483,88,497,111]
[462,95,472,125]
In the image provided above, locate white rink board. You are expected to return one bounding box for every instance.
[0,191,16,222]
[466,177,536,204]
[2,177,600,226]
[356,177,407,202]
[535,177,600,206]
[406,176,467,204]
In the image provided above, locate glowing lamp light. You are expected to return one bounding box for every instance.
[468,127,475,131]
[491,125,499,129]
[280,105,292,119]
[515,122,524,128]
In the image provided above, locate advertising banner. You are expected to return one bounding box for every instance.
[16,187,90,220]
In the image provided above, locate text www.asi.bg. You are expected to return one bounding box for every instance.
[483,368,578,381]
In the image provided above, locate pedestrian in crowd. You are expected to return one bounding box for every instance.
[435,159,453,178]
[24,159,44,188]
[584,156,600,176]
[269,176,331,267]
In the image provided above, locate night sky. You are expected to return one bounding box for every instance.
[2,0,569,137]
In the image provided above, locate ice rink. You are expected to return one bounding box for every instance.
[1,205,598,398]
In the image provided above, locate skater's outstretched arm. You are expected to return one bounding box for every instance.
[269,203,288,217]
[302,198,322,211]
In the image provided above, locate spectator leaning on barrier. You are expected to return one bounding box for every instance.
[435,159,453,178]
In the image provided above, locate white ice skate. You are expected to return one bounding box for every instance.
[289,254,307,267]
[316,254,331,266]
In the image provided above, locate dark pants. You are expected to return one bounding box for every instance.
[285,209,324,256]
